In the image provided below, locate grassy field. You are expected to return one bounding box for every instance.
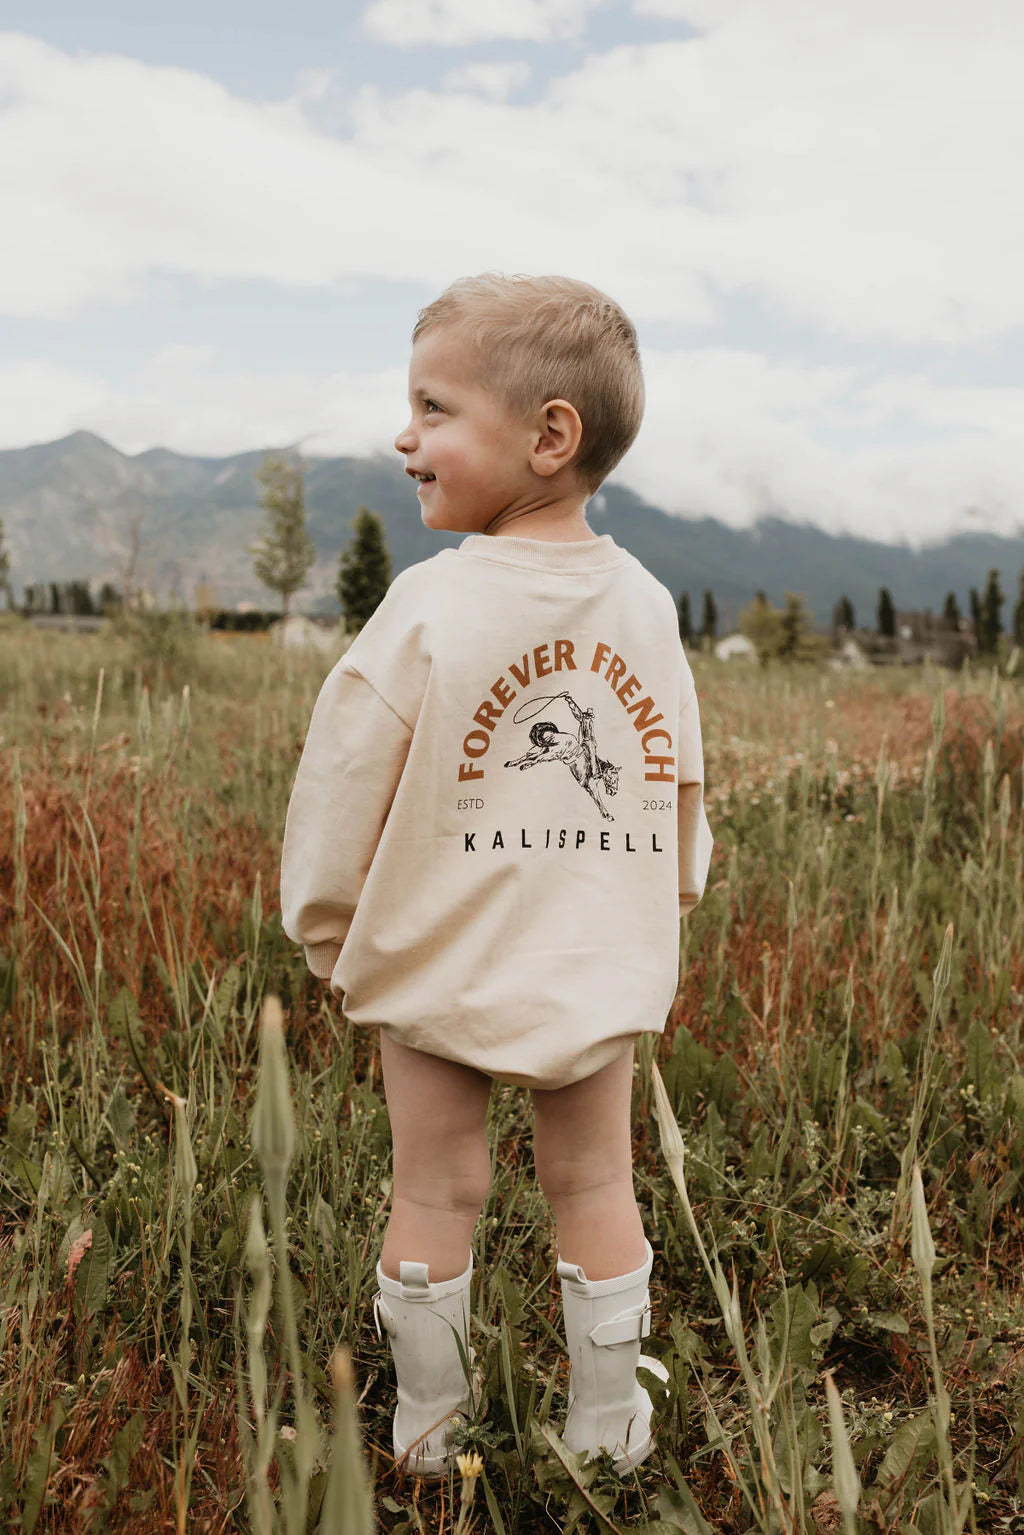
[1,613,1023,1533]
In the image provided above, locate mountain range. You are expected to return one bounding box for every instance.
[2,429,1023,631]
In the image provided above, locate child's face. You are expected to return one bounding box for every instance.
[394,325,582,535]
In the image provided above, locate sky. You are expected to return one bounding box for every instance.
[1,0,1022,547]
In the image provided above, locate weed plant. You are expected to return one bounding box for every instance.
[1,622,1023,1532]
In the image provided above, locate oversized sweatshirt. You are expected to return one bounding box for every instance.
[279,531,714,1090]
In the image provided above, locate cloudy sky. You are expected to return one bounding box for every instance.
[2,0,1022,546]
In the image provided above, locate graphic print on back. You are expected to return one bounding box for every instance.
[503,689,620,821]
[455,636,676,855]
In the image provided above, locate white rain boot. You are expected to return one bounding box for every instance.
[372,1252,479,1478]
[556,1238,670,1478]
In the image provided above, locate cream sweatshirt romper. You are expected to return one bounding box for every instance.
[279,532,714,1091]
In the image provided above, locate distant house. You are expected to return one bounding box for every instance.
[714,632,757,661]
[851,615,976,668]
[890,610,975,666]
[828,636,870,670]
[268,614,342,657]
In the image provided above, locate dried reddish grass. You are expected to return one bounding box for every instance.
[0,744,280,1059]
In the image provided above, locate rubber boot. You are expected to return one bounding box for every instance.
[556,1238,669,1478]
[372,1252,479,1478]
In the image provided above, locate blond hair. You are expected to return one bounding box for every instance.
[411,273,644,497]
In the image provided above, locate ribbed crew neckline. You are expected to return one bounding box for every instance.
[457,532,627,572]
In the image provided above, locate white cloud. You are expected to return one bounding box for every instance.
[362,0,608,46]
[46,347,408,462]
[0,359,112,448]
[441,60,531,100]
[3,20,1022,342]
[626,349,1024,545]
[1,17,1023,544]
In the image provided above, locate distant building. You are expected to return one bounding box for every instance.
[713,632,757,661]
[828,637,870,670]
[268,614,342,657]
[852,615,976,668]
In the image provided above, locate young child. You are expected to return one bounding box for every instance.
[280,273,714,1481]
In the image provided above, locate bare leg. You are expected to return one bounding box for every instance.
[378,1030,493,1282]
[531,1043,647,1279]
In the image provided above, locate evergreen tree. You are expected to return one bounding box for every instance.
[1013,568,1024,650]
[876,587,896,638]
[0,515,12,609]
[979,567,1004,655]
[941,592,961,631]
[50,581,61,615]
[832,594,855,636]
[969,586,982,643]
[69,579,95,615]
[700,589,718,646]
[336,508,392,633]
[677,591,693,646]
[248,450,317,619]
[778,593,818,661]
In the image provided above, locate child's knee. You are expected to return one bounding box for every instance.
[393,1131,492,1218]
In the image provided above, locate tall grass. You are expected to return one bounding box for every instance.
[1,618,1023,1530]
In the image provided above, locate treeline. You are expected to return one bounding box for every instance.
[21,579,123,616]
[675,567,1024,662]
[18,581,286,631]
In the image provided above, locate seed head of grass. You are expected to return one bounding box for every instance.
[252,995,295,1180]
[910,1163,936,1286]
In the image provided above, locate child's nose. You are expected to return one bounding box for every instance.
[394,421,416,453]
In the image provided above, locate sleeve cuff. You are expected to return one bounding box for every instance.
[303,940,343,979]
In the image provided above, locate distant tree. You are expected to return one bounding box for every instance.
[876,587,896,638]
[738,591,783,663]
[248,450,317,620]
[0,516,12,609]
[832,594,855,637]
[1014,568,1024,650]
[195,577,218,624]
[98,581,122,615]
[699,589,718,647]
[69,579,95,616]
[336,508,392,633]
[739,590,826,664]
[780,593,830,663]
[677,591,693,647]
[978,567,1004,655]
[50,581,61,615]
[969,586,982,643]
[941,592,961,631]
[111,494,146,612]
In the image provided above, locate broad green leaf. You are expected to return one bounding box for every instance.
[876,1410,935,1486]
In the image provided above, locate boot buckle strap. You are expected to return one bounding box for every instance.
[372,1292,396,1341]
[556,1257,587,1282]
[589,1302,651,1348]
[399,1260,431,1293]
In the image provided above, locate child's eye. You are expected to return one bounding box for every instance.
[424,400,441,414]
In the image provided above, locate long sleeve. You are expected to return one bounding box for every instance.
[280,659,413,980]
[677,678,714,916]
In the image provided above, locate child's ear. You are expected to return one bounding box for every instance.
[532,399,583,477]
